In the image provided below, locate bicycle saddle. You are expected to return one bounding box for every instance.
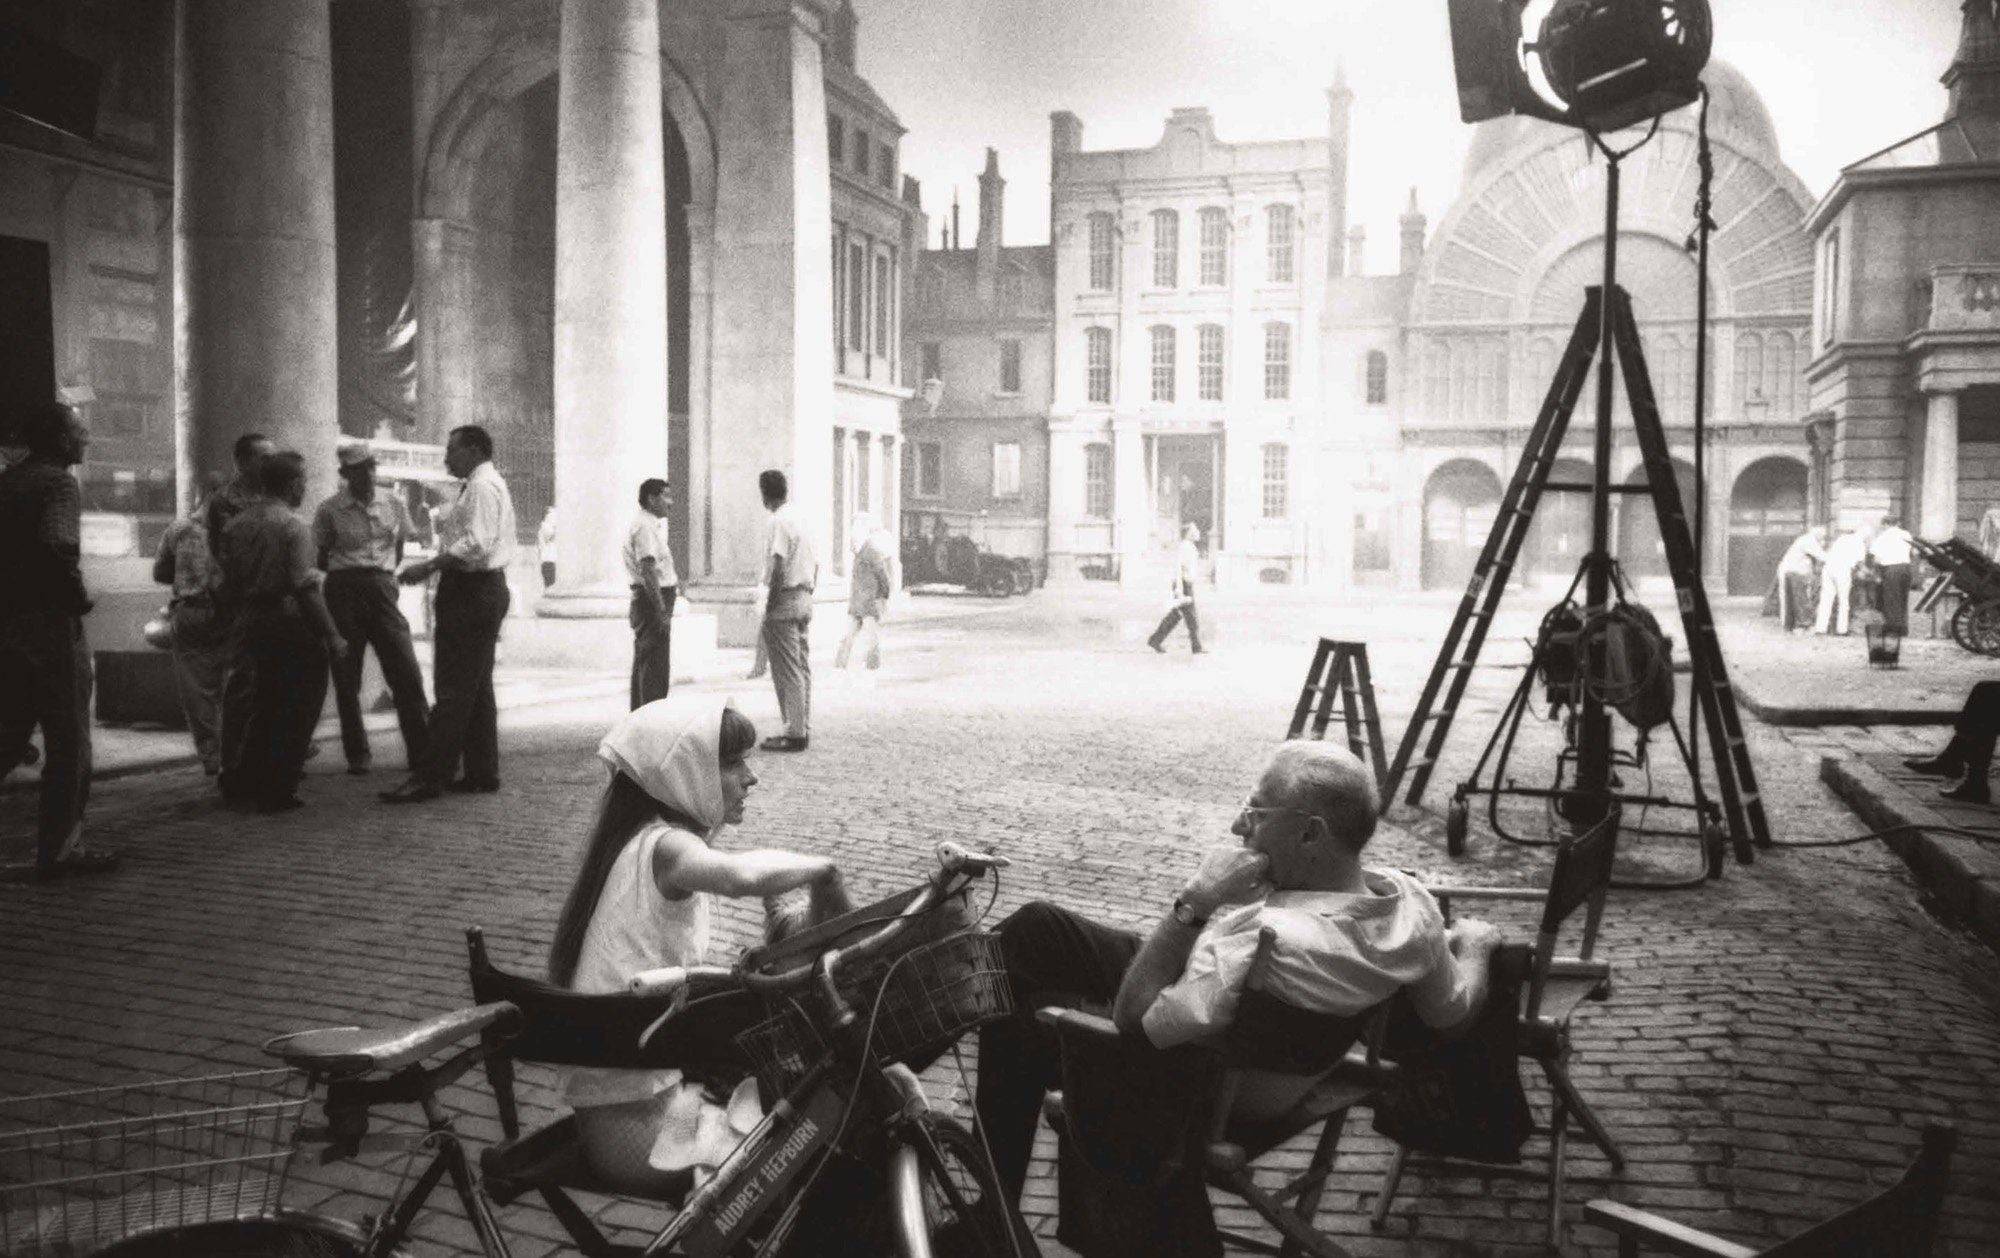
[264,1002,521,1077]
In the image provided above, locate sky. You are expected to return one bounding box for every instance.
[856,0,1969,268]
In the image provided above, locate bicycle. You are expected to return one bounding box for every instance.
[0,843,1033,1258]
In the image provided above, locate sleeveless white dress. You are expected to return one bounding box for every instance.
[564,822,761,1175]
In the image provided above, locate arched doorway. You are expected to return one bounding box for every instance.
[1423,459,1503,591]
[1728,456,1808,594]
[1521,457,1593,588]
[1616,457,1697,584]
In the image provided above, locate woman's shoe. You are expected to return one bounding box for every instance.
[1905,755,1963,778]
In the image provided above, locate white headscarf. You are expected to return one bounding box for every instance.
[597,697,739,838]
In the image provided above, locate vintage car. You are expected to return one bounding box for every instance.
[900,511,1038,596]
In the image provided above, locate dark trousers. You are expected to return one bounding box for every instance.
[1879,562,1912,636]
[416,569,509,788]
[219,610,328,807]
[1939,681,2000,777]
[971,901,1142,1205]
[1149,600,1203,652]
[325,569,429,769]
[217,607,257,791]
[0,612,92,865]
[629,585,677,709]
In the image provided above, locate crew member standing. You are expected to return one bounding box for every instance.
[1147,523,1207,655]
[1816,526,1867,636]
[153,478,228,774]
[382,425,515,804]
[757,470,817,752]
[1774,524,1826,634]
[624,477,678,708]
[216,452,347,813]
[209,432,275,800]
[313,442,430,775]
[1869,516,1915,637]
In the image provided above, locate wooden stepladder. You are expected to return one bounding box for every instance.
[1287,640,1390,805]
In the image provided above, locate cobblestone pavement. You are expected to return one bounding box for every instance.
[3,590,1998,1257]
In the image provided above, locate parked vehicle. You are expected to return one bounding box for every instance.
[901,511,1037,596]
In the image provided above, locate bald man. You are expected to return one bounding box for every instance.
[968,742,1503,1209]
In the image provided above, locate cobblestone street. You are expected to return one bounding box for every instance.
[5,590,1999,1256]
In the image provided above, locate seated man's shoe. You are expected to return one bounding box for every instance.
[1941,775,1992,805]
[449,777,500,793]
[760,735,809,753]
[1905,755,1962,778]
[379,778,443,805]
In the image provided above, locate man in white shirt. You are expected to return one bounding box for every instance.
[1775,525,1826,633]
[624,478,679,709]
[967,741,1502,1208]
[1815,526,1868,636]
[1869,516,1915,636]
[383,425,516,803]
[756,470,817,752]
[1147,522,1206,655]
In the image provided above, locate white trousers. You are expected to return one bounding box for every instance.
[1815,569,1853,634]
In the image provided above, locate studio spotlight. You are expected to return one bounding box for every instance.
[1447,0,1712,133]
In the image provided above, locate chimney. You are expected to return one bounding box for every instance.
[827,0,858,69]
[1399,187,1427,276]
[950,188,961,251]
[1346,225,1366,277]
[1945,0,2000,121]
[1327,67,1354,276]
[975,149,1004,301]
[903,174,929,259]
[1050,110,1083,157]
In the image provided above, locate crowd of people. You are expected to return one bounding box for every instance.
[1772,517,1915,637]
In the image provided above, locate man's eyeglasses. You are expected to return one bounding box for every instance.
[1238,803,1322,829]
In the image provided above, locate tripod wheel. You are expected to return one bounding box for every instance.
[1446,795,1470,857]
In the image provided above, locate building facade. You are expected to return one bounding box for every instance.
[1045,103,1342,588]
[1340,62,1818,596]
[1807,1,2000,547]
[902,150,1053,572]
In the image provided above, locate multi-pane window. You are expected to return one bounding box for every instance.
[874,253,894,360]
[854,128,870,177]
[1085,327,1112,403]
[1366,350,1388,404]
[921,341,942,382]
[1198,207,1228,286]
[877,142,894,188]
[855,432,871,513]
[831,231,843,354]
[1818,233,1840,347]
[828,116,844,165]
[1150,325,1177,402]
[1087,212,1114,290]
[1267,204,1296,283]
[1197,324,1225,401]
[1261,443,1289,519]
[1151,209,1179,288]
[999,339,1023,393]
[848,241,866,351]
[1263,322,1291,400]
[991,441,1022,499]
[1084,444,1113,519]
[915,441,942,497]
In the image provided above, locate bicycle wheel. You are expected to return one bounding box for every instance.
[890,1115,1025,1258]
[91,1213,388,1258]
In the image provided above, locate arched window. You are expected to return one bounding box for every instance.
[1198,207,1229,286]
[1198,324,1225,401]
[1150,324,1177,402]
[1263,322,1291,401]
[1450,340,1476,424]
[1767,329,1797,417]
[1151,209,1179,288]
[1424,340,1449,415]
[1735,330,1765,414]
[1087,212,1115,291]
[1524,337,1555,422]
[1478,340,1507,419]
[1085,327,1113,404]
[1266,204,1296,283]
[1365,350,1389,405]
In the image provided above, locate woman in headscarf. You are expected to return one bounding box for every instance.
[547,696,853,1195]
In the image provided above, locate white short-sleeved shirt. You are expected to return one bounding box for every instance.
[764,504,818,617]
[1870,527,1914,567]
[623,512,678,587]
[1141,868,1471,1051]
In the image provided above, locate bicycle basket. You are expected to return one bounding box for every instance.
[0,1069,310,1258]
[733,931,1014,1098]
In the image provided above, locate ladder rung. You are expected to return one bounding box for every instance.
[1542,481,1654,495]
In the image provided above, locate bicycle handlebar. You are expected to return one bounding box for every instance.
[628,842,1006,1000]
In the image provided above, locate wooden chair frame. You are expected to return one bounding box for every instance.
[1369,802,1623,1249]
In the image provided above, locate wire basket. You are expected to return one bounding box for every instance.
[735,931,1013,1098]
[0,1069,310,1258]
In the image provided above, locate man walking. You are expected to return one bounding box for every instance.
[313,442,429,775]
[382,425,515,803]
[624,478,678,708]
[757,469,816,752]
[215,452,346,813]
[1147,522,1206,654]
[209,432,275,800]
[0,401,113,878]
[153,477,228,774]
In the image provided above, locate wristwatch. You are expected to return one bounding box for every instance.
[1171,896,1208,928]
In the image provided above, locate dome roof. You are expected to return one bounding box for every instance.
[1459,59,1778,185]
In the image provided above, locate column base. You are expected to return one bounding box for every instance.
[537,586,634,619]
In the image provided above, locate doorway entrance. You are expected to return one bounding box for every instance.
[1149,434,1220,551]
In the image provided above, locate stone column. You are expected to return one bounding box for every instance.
[1112,417,1149,583]
[705,0,836,642]
[542,0,670,615]
[1921,388,1960,539]
[175,0,339,509]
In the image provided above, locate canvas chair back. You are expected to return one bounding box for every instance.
[1524,802,1620,1023]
